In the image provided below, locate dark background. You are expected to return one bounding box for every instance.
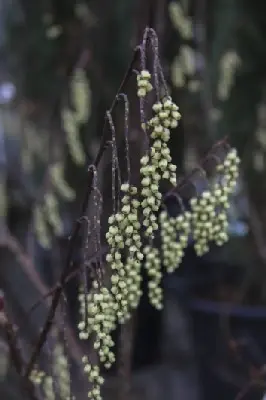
[1,0,266,399]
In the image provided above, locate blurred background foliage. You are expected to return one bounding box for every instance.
[2,0,266,398]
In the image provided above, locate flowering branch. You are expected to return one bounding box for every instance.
[23,45,141,380]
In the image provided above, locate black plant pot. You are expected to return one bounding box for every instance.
[165,269,266,400]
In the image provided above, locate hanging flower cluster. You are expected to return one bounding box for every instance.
[78,284,116,365]
[82,358,104,400]
[29,343,74,400]
[159,147,241,262]
[138,75,181,307]
[30,369,57,400]
[160,209,192,272]
[211,148,240,246]
[143,245,163,309]
[43,376,56,400]
[30,368,45,385]
[140,94,181,241]
[53,343,71,399]
[78,283,116,399]
[190,190,217,256]
[137,70,153,97]
[78,183,145,398]
[106,183,143,322]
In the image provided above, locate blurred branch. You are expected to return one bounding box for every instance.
[194,0,215,140]
[2,310,38,400]
[249,203,266,263]
[0,230,83,365]
[3,313,23,375]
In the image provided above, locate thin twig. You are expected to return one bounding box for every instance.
[29,246,108,314]
[163,137,229,201]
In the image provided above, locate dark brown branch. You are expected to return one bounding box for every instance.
[29,246,108,314]
[24,46,141,379]
[3,311,39,400]
[163,137,229,201]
